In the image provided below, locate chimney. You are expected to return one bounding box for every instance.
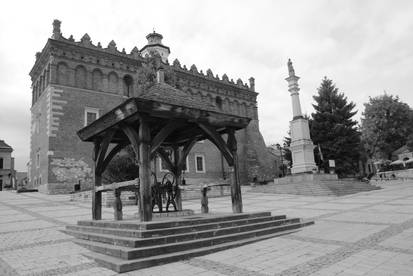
[156,69,165,84]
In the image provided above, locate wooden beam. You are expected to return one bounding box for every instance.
[95,129,116,175]
[177,139,197,172]
[157,148,175,174]
[150,121,184,159]
[121,124,140,164]
[197,123,234,166]
[227,128,243,213]
[139,118,152,222]
[95,179,138,192]
[99,142,128,175]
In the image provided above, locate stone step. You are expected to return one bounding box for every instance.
[81,227,302,273]
[66,214,287,239]
[63,217,300,248]
[77,211,271,231]
[74,220,312,261]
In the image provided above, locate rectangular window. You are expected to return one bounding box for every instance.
[195,154,205,173]
[84,107,99,126]
[0,158,3,169]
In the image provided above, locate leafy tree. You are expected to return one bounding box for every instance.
[103,146,139,183]
[361,94,413,160]
[311,77,361,176]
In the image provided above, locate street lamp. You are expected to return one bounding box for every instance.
[276,143,284,177]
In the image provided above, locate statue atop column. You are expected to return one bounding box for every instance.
[285,59,317,174]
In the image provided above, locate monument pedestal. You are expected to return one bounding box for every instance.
[274,173,338,185]
[271,173,339,196]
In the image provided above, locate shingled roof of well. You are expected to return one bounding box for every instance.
[138,82,220,113]
[0,140,12,150]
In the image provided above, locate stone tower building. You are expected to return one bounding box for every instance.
[29,20,275,194]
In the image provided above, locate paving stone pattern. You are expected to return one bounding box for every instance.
[0,180,413,275]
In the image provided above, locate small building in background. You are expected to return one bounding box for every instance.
[0,140,15,190]
[392,145,413,161]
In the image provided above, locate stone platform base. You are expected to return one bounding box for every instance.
[63,212,313,273]
[252,174,380,196]
[274,173,338,185]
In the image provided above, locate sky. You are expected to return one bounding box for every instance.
[1,0,413,171]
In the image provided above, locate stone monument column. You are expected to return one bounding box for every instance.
[286,59,317,174]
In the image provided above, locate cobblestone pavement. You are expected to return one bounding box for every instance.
[1,180,413,275]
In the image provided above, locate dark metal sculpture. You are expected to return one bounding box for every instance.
[151,172,178,212]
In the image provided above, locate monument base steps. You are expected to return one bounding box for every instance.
[63,212,313,273]
[253,178,381,196]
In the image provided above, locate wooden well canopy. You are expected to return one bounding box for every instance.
[78,76,251,222]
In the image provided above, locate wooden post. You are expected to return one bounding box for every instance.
[227,129,243,213]
[201,185,209,213]
[92,175,102,220]
[92,141,102,220]
[113,189,123,220]
[173,147,183,211]
[139,119,152,222]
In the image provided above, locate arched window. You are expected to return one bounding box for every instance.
[215,96,223,109]
[223,98,230,112]
[92,69,103,91]
[123,75,133,97]
[56,62,68,86]
[241,102,248,117]
[75,65,87,88]
[108,72,119,93]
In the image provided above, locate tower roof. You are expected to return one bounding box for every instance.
[0,140,13,151]
[140,30,170,53]
[146,31,163,41]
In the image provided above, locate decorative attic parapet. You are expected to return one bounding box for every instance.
[46,20,143,61]
[80,33,92,46]
[107,40,117,52]
[170,58,256,93]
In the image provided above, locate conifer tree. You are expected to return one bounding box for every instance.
[311,77,361,176]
